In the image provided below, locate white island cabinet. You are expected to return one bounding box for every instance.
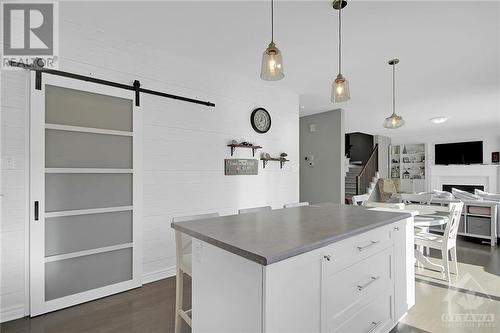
[172,204,415,333]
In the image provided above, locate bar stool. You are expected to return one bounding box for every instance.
[173,212,219,333]
[238,206,272,214]
[283,202,309,208]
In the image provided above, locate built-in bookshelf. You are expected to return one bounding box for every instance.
[389,143,426,192]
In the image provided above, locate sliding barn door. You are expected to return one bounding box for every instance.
[30,73,142,316]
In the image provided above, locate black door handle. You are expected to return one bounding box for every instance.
[34,201,39,221]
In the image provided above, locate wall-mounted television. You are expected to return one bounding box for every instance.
[435,141,483,165]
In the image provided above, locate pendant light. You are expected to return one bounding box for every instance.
[383,59,405,129]
[331,0,350,103]
[260,0,284,81]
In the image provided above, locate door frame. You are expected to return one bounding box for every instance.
[29,71,143,316]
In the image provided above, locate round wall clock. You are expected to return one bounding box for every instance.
[250,108,271,134]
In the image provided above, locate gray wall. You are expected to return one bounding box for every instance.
[374,135,391,179]
[300,110,345,204]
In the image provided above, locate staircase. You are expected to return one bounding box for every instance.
[345,164,363,202]
[345,144,380,204]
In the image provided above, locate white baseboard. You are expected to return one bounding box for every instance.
[142,265,176,284]
[0,304,25,323]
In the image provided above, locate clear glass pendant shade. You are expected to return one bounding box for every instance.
[260,42,284,81]
[383,113,405,129]
[331,73,350,103]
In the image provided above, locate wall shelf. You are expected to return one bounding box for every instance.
[261,157,289,169]
[227,143,262,157]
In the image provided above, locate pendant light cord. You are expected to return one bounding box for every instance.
[392,63,396,116]
[338,2,342,74]
[271,0,274,42]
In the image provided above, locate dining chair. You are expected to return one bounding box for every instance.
[173,212,219,333]
[351,194,370,206]
[363,201,405,209]
[283,202,309,208]
[238,206,272,214]
[401,193,433,205]
[414,201,464,282]
[401,193,434,254]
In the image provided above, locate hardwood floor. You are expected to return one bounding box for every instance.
[1,238,499,333]
[0,275,191,333]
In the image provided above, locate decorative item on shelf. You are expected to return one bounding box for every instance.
[331,0,350,103]
[383,59,405,129]
[493,152,499,164]
[260,0,284,81]
[250,108,272,134]
[402,169,410,179]
[227,140,262,157]
[261,152,289,169]
[402,145,407,154]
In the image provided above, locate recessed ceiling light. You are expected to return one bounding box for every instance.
[430,117,448,124]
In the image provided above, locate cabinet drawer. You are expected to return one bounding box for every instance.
[322,223,393,275]
[467,216,491,236]
[322,247,392,331]
[334,290,393,333]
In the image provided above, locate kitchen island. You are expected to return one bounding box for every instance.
[171,203,415,333]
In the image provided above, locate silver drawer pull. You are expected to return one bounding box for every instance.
[323,255,332,261]
[357,240,380,251]
[357,276,380,291]
[367,321,382,333]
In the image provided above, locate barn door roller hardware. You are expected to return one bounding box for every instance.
[8,59,216,108]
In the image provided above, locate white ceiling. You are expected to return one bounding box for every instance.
[62,1,500,136]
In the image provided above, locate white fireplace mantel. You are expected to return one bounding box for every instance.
[429,164,500,193]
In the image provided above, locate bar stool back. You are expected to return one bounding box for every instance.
[173,212,219,333]
[238,206,272,214]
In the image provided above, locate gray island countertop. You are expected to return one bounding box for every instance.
[171,203,411,265]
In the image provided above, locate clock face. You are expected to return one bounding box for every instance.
[251,108,271,134]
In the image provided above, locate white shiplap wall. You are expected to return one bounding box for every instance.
[1,70,30,322]
[0,22,299,321]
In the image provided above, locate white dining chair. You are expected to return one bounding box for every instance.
[351,194,370,206]
[401,193,433,205]
[238,206,272,214]
[284,202,309,208]
[414,201,464,282]
[401,193,434,254]
[363,201,405,209]
[173,212,219,333]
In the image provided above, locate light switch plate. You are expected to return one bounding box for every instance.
[2,156,15,170]
[225,159,258,175]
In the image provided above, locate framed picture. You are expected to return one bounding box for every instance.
[493,152,499,164]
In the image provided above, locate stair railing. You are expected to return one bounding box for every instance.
[356,144,379,195]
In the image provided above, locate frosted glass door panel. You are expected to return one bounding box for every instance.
[45,129,132,168]
[45,211,132,256]
[45,174,132,212]
[45,85,132,131]
[45,248,132,301]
